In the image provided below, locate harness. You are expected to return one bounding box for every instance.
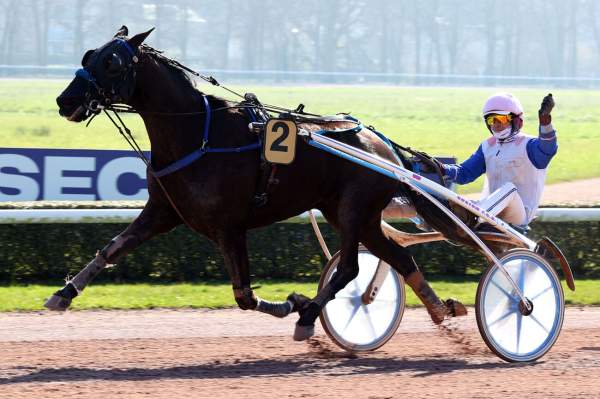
[153,95,262,178]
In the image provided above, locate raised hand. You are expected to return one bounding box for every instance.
[538,93,554,126]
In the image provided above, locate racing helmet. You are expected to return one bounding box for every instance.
[482,93,524,133]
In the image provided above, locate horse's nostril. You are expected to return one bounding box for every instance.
[56,95,83,119]
[56,96,72,109]
[57,96,80,110]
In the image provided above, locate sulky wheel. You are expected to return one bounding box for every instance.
[319,246,405,352]
[476,249,564,362]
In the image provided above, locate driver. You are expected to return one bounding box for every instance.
[441,92,558,227]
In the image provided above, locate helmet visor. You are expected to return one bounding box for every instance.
[485,113,513,127]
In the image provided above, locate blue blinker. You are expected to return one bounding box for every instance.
[75,68,94,82]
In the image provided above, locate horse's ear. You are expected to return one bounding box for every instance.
[114,25,129,38]
[128,28,154,49]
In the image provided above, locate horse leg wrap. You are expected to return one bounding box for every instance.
[255,292,310,318]
[255,297,294,318]
[44,250,110,311]
[293,285,335,341]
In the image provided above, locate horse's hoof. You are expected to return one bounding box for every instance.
[44,293,72,311]
[44,284,78,311]
[445,298,468,317]
[293,322,315,341]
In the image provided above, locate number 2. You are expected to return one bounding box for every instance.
[270,121,289,152]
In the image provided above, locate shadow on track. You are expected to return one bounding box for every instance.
[1,352,536,385]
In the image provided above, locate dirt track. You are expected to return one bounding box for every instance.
[1,306,599,398]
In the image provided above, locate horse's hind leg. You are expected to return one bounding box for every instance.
[44,199,181,311]
[360,220,467,324]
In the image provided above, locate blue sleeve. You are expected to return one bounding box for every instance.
[526,128,558,169]
[442,144,486,184]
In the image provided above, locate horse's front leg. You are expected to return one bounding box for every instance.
[44,200,180,311]
[218,231,309,318]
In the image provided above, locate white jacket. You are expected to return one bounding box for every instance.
[481,133,547,223]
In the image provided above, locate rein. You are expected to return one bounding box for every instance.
[100,107,192,226]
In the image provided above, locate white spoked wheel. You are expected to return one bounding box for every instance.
[319,247,405,352]
[476,249,564,362]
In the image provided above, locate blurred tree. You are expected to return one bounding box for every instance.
[540,0,567,77]
[411,0,425,77]
[566,0,578,77]
[0,0,19,64]
[179,0,190,63]
[73,0,87,58]
[444,0,462,75]
[2,0,600,84]
[483,0,497,77]
[588,1,600,69]
[31,0,49,65]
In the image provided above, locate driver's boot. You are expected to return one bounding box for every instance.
[406,271,467,324]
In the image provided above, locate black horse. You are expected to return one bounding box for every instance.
[50,27,467,339]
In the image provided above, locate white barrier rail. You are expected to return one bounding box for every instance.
[0,209,141,224]
[534,208,600,222]
[0,208,597,224]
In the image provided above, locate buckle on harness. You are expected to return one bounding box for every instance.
[248,122,265,135]
[201,139,208,150]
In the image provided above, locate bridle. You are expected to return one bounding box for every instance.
[74,38,140,117]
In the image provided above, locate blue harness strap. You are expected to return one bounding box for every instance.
[115,38,136,57]
[244,106,257,123]
[153,96,261,178]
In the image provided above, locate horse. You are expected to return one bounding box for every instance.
[50,26,468,339]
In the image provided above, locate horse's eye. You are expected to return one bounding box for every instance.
[81,49,94,67]
[105,53,124,76]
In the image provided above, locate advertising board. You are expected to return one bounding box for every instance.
[0,148,149,201]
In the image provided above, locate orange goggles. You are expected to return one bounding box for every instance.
[485,114,512,126]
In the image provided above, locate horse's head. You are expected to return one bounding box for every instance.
[56,26,153,122]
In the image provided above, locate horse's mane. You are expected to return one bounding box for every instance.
[139,44,230,108]
[140,44,196,86]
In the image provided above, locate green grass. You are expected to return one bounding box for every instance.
[1,80,600,193]
[0,279,596,312]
